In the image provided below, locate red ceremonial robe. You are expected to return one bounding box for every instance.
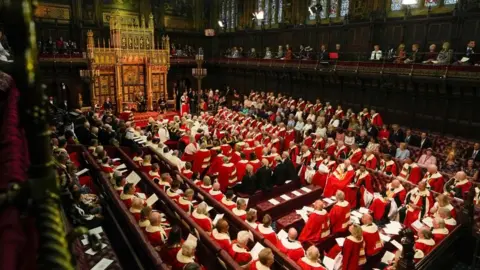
[348,149,363,164]
[432,228,449,243]
[191,211,213,233]
[370,113,383,127]
[257,225,278,246]
[413,238,435,262]
[297,257,326,270]
[166,188,181,202]
[209,189,225,202]
[380,160,398,176]
[249,159,262,173]
[200,184,213,193]
[311,160,336,188]
[342,236,367,270]
[249,260,271,270]
[325,143,336,156]
[361,224,383,256]
[284,130,296,149]
[211,229,232,252]
[171,249,197,270]
[304,137,313,148]
[323,164,355,198]
[404,188,434,229]
[230,151,242,165]
[369,184,406,221]
[221,144,233,156]
[399,163,422,184]
[181,169,193,179]
[192,149,211,173]
[177,197,194,215]
[120,193,135,209]
[129,208,142,222]
[232,208,247,220]
[289,145,300,167]
[229,243,252,266]
[218,162,238,192]
[423,172,444,194]
[221,197,237,210]
[235,160,249,181]
[329,201,351,234]
[298,210,331,244]
[207,154,225,175]
[313,138,326,150]
[361,154,378,170]
[277,238,305,262]
[298,150,313,185]
[146,225,168,247]
[444,217,457,232]
[182,142,199,162]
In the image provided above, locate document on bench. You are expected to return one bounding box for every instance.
[90,258,114,270]
[280,194,291,201]
[76,168,89,177]
[350,216,360,225]
[335,237,345,247]
[207,205,214,212]
[292,191,302,197]
[302,206,314,213]
[81,238,89,245]
[115,164,127,170]
[243,198,249,206]
[285,180,292,184]
[126,171,141,186]
[213,214,224,226]
[146,194,158,206]
[186,233,198,244]
[323,198,335,204]
[422,217,434,228]
[89,226,103,238]
[323,255,342,270]
[379,233,391,243]
[250,242,266,260]
[277,229,288,240]
[268,198,280,205]
[381,251,396,264]
[411,220,424,231]
[358,207,369,214]
[85,243,107,256]
[391,239,403,251]
[118,169,128,175]
[300,187,312,193]
[136,193,147,200]
[351,211,363,219]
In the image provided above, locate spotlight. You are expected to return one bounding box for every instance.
[402,0,417,4]
[218,20,224,27]
[253,10,264,20]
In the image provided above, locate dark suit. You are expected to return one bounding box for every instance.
[283,158,298,181]
[75,126,91,145]
[389,129,405,143]
[418,138,432,150]
[368,126,378,138]
[235,173,257,195]
[318,50,329,61]
[273,161,288,185]
[255,166,273,192]
[103,101,113,111]
[464,148,480,162]
[404,134,419,146]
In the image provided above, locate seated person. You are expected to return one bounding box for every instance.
[361,214,383,257]
[129,197,144,222]
[417,148,437,168]
[141,154,152,172]
[160,225,183,266]
[120,183,142,208]
[191,202,213,234]
[245,209,258,229]
[329,191,351,234]
[157,173,173,191]
[277,228,305,262]
[432,218,449,243]
[114,175,126,194]
[172,240,199,270]
[138,206,152,229]
[234,164,257,195]
[250,248,275,270]
[69,190,103,229]
[444,171,472,200]
[211,218,231,252]
[229,231,253,267]
[404,44,421,64]
[422,44,438,64]
[209,182,225,201]
[177,189,195,215]
[438,207,457,232]
[299,200,330,244]
[429,194,456,220]
[414,229,435,262]
[200,176,213,193]
[370,45,383,61]
[146,212,168,250]
[369,179,406,221]
[454,40,477,65]
[297,246,326,270]
[166,180,183,202]
[221,189,237,210]
[258,214,278,246]
[233,198,247,220]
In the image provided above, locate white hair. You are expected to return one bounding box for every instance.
[336,190,345,201]
[237,231,250,245]
[182,240,197,257]
[196,202,208,215]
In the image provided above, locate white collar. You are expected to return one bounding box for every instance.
[416,238,435,246]
[209,189,223,196]
[280,237,303,250]
[212,229,231,241]
[361,223,378,234]
[232,208,246,217]
[192,210,211,221]
[300,257,322,267]
[455,179,469,186]
[258,225,275,235]
[246,221,258,229]
[444,218,457,226]
[178,196,192,205]
[346,235,363,243]
[335,200,349,207]
[176,249,195,264]
[313,209,327,216]
[231,243,249,254]
[254,261,270,270]
[432,228,448,235]
[146,225,165,234]
[221,196,236,206]
[120,193,134,200]
[129,208,141,214]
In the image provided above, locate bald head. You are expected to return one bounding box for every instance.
[391,179,400,188]
[455,171,467,181]
[306,246,320,261]
[212,182,221,191]
[288,228,298,241]
[216,218,229,233]
[262,158,269,166]
[313,200,324,211]
[427,164,438,173]
[361,213,373,225]
[131,197,143,210]
[149,212,162,226]
[343,159,351,167]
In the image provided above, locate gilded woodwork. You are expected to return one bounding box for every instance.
[86,11,170,113]
[34,3,71,23]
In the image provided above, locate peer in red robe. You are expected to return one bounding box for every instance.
[413,234,435,262]
[299,201,331,244]
[361,217,383,257]
[403,182,434,229]
[191,207,213,234]
[325,139,336,156]
[277,236,305,262]
[345,166,372,208]
[347,145,363,164]
[369,180,406,221]
[444,172,472,200]
[370,110,383,127]
[207,153,225,175]
[398,159,422,184]
[258,224,278,246]
[422,167,444,194]
[297,256,326,270]
[379,157,398,176]
[311,158,336,188]
[289,143,300,168]
[221,196,237,211]
[313,137,326,150]
[182,141,199,162]
[211,226,231,252]
[229,240,252,267]
[177,195,194,215]
[329,199,351,234]
[249,158,262,173]
[298,147,313,185]
[323,162,355,198]
[432,225,449,243]
[360,152,377,170]
[146,214,168,248]
[342,233,367,270]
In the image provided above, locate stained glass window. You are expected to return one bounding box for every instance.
[340,0,350,17]
[391,0,402,11]
[444,0,457,4]
[320,0,327,18]
[309,0,317,20]
[330,0,338,18]
[219,0,237,30]
[424,0,438,7]
[264,0,270,24]
[229,0,236,30]
[270,0,276,24]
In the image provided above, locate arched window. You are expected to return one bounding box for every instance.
[256,0,285,26]
[390,0,457,12]
[444,0,457,4]
[308,0,349,20]
[391,0,403,11]
[219,0,238,30]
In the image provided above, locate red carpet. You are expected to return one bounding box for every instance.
[118,111,178,128]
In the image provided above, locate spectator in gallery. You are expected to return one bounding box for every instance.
[455,40,476,65]
[422,44,438,64]
[264,47,272,59]
[393,44,407,64]
[249,48,258,58]
[417,148,437,168]
[344,130,356,147]
[370,44,383,61]
[434,41,453,65]
[284,46,293,60]
[103,97,113,111]
[395,142,410,162]
[276,45,285,59]
[404,43,421,64]
[441,153,460,174]
[462,158,479,181]
[464,143,480,162]
[318,44,329,61]
[334,43,342,60]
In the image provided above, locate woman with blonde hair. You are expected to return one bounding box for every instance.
[394,44,406,64]
[435,41,453,65]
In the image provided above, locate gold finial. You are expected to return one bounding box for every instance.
[103,38,106,49]
[141,15,146,29]
[97,38,100,48]
[149,13,154,28]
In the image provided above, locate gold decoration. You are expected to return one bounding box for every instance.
[34,3,71,23]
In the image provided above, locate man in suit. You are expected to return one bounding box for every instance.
[318,44,329,61]
[75,121,92,145]
[273,155,287,186]
[234,164,257,195]
[464,143,480,162]
[282,151,298,182]
[418,132,433,150]
[389,124,405,143]
[256,158,274,192]
[404,128,419,146]
[103,97,113,111]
